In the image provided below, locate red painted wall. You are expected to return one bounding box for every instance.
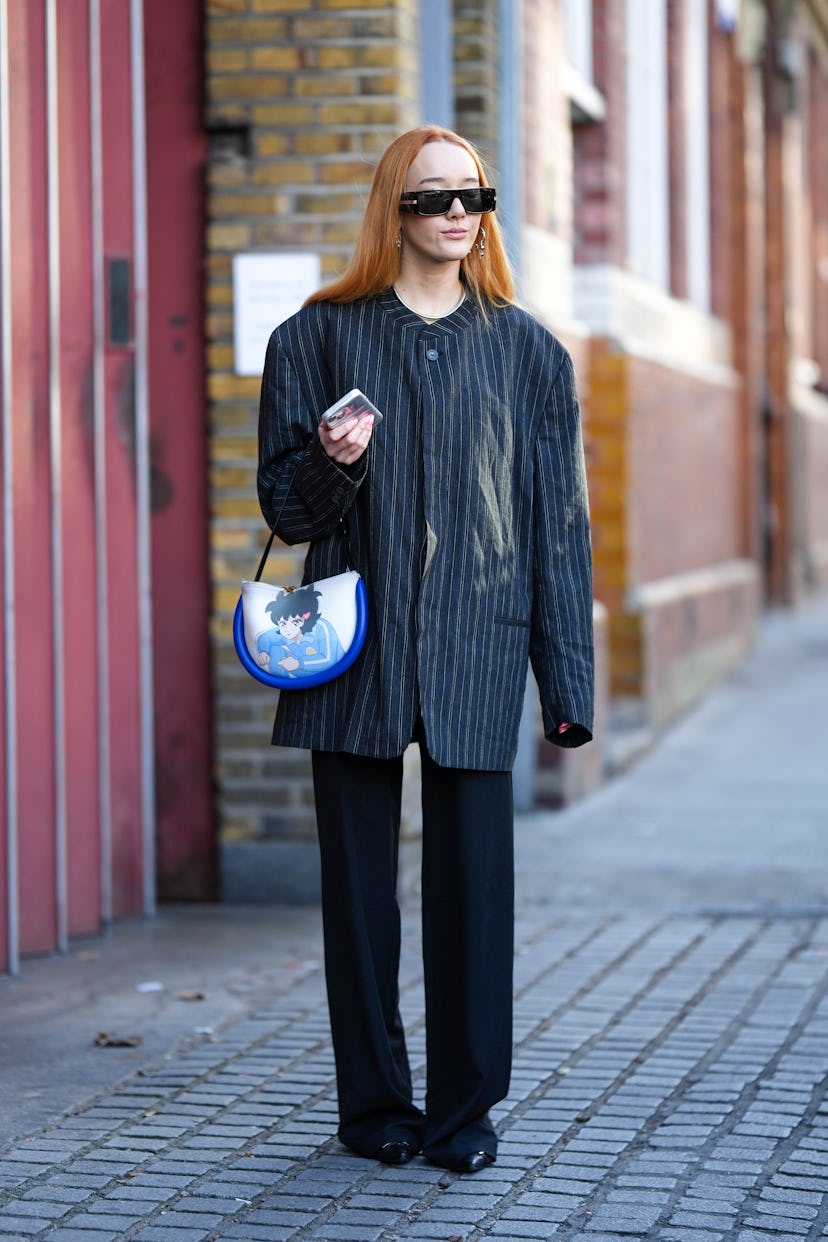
[9,0,57,955]
[1,0,214,971]
[145,0,216,900]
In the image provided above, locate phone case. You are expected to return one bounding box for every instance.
[322,388,384,428]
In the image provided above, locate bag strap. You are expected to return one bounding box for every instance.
[255,466,357,583]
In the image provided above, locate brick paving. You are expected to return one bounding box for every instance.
[2,597,827,1239]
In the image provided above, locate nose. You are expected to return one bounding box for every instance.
[446,196,466,218]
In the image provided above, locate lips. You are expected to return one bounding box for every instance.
[442,230,468,240]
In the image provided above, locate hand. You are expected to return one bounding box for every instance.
[319,414,374,465]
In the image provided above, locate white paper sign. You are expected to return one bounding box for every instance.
[233,252,321,376]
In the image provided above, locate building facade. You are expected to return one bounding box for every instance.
[2,0,828,968]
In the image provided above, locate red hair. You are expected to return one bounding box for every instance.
[305,125,515,309]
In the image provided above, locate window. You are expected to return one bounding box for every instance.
[684,0,711,311]
[626,0,669,288]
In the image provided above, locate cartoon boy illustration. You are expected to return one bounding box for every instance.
[256,584,344,678]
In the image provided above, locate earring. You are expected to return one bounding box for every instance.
[395,230,402,250]
[476,227,486,258]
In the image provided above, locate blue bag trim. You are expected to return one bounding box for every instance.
[233,574,368,690]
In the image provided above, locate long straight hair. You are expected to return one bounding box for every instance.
[305,125,515,309]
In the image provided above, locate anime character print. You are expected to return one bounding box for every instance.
[256,584,345,678]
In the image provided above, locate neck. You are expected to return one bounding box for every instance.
[394,266,465,320]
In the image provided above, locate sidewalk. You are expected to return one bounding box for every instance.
[1,595,827,1241]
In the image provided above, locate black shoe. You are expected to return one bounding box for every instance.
[428,1150,495,1174]
[375,1140,416,1166]
[455,1150,495,1174]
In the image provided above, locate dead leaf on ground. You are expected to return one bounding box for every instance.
[177,990,206,1002]
[94,1031,142,1048]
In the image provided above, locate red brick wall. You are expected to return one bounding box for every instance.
[627,356,740,587]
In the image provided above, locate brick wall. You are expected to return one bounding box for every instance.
[583,334,758,715]
[205,0,420,899]
[627,356,740,586]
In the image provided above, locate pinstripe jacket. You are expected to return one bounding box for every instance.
[257,289,594,771]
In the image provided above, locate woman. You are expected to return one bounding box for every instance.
[257,125,594,1173]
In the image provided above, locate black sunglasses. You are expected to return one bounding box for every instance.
[398,187,497,216]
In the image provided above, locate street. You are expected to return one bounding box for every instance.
[1,594,827,1240]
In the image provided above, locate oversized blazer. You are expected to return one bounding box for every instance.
[257,289,594,771]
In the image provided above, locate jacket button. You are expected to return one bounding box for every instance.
[426,348,439,361]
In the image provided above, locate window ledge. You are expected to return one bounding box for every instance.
[563,62,606,124]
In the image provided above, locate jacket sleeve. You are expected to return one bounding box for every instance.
[529,347,595,748]
[257,328,367,545]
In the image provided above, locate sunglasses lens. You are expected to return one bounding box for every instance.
[460,189,485,212]
[420,191,453,215]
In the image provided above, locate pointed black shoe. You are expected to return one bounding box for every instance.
[454,1151,495,1174]
[427,1150,495,1174]
[374,1140,416,1166]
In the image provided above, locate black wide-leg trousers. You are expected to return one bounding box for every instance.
[311,738,514,1165]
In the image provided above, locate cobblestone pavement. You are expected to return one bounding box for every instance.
[1,598,827,1240]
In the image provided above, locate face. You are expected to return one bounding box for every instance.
[398,141,482,270]
[277,615,303,642]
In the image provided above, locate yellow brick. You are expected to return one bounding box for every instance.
[291,16,357,38]
[255,133,292,157]
[361,73,399,96]
[212,192,282,215]
[294,74,359,98]
[320,44,399,68]
[207,283,234,308]
[253,0,312,9]
[319,100,398,125]
[208,374,262,400]
[250,163,313,186]
[211,74,288,100]
[206,253,233,278]
[207,163,248,189]
[214,585,246,614]
[211,465,256,488]
[207,48,248,72]
[208,0,247,11]
[295,191,363,214]
[319,160,374,185]
[206,104,248,127]
[360,129,395,154]
[254,220,320,245]
[206,311,234,342]
[207,222,252,250]
[213,497,265,520]
[208,18,289,40]
[251,46,304,70]
[253,103,315,125]
[207,344,236,370]
[212,436,259,458]
[293,132,354,155]
[321,220,361,244]
[209,403,255,429]
[212,528,257,551]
